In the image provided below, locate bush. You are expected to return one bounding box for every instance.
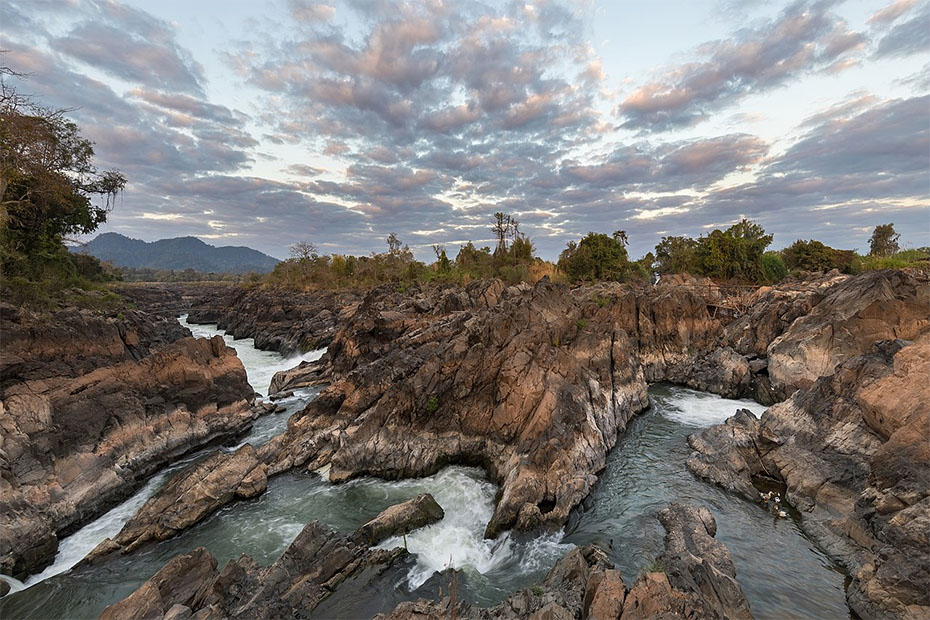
[558,232,630,282]
[761,251,788,283]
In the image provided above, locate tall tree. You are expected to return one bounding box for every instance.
[869,223,900,257]
[1,67,125,270]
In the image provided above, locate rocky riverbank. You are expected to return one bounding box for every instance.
[687,332,930,618]
[100,500,750,620]
[146,271,926,544]
[0,303,259,578]
[186,285,361,353]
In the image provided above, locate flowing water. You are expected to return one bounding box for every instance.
[0,320,851,619]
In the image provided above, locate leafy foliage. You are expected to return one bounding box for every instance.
[781,239,854,273]
[1,70,126,307]
[869,223,900,257]
[557,232,631,282]
[655,235,699,275]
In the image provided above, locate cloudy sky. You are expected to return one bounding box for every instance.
[3,0,928,260]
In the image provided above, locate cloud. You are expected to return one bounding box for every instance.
[874,4,930,57]
[2,0,926,261]
[618,1,866,131]
[867,0,917,24]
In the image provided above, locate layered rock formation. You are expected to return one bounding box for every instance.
[0,304,257,578]
[382,503,751,620]
[186,286,361,353]
[687,332,930,618]
[140,270,926,550]
[99,494,446,619]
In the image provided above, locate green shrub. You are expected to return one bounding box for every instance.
[761,251,788,284]
[425,395,440,414]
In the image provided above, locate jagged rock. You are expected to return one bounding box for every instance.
[261,278,651,538]
[268,360,328,395]
[351,493,444,546]
[656,504,752,619]
[0,304,256,578]
[686,410,764,501]
[767,269,929,398]
[186,287,361,354]
[379,503,750,620]
[123,272,927,553]
[684,347,752,398]
[688,332,930,618]
[99,547,220,620]
[101,496,445,619]
[86,445,267,559]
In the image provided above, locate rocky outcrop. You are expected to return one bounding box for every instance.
[351,493,444,546]
[262,278,651,538]
[268,359,328,395]
[186,286,362,354]
[122,271,928,552]
[99,496,445,619]
[767,269,929,399]
[85,445,268,560]
[653,504,751,619]
[0,304,257,578]
[381,503,751,620]
[687,332,930,618]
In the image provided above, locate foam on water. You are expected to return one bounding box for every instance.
[655,386,767,427]
[179,314,324,396]
[2,320,321,595]
[376,467,572,589]
[8,469,172,594]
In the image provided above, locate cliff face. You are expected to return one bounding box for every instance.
[137,270,925,550]
[687,332,930,618]
[0,304,257,578]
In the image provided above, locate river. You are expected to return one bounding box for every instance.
[0,319,850,619]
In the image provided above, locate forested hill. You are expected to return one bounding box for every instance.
[75,233,280,274]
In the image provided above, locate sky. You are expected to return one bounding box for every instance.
[2,0,928,260]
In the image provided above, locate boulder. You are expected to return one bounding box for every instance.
[688,332,930,618]
[351,493,444,546]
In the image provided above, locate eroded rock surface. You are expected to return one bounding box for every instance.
[688,332,930,618]
[135,271,928,550]
[380,502,751,620]
[0,304,256,578]
[99,495,445,619]
[186,287,361,354]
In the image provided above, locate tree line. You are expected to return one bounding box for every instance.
[3,65,924,305]
[268,216,925,292]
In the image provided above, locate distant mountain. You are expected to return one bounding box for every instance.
[75,233,280,274]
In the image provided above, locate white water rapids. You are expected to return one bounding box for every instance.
[3,316,567,599]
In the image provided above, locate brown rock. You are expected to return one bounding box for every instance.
[689,332,930,618]
[586,569,625,620]
[351,493,444,546]
[0,304,255,578]
[90,445,267,558]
